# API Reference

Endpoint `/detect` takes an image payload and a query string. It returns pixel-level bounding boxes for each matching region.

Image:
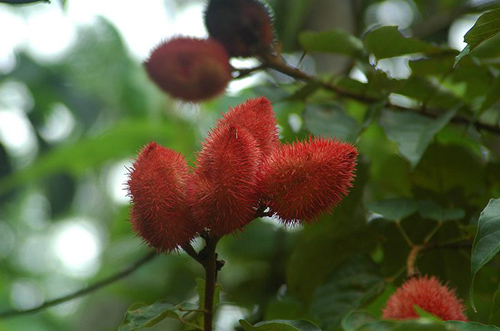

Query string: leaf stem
[395,221,414,248]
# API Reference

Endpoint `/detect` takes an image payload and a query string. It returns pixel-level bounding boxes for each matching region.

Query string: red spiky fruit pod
[382,275,467,321]
[144,37,231,101]
[204,0,275,57]
[189,124,261,236]
[259,137,358,224]
[127,142,198,252]
[216,97,279,160]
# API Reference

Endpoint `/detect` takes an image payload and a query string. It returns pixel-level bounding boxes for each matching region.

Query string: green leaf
[304,103,361,143]
[379,109,456,169]
[455,9,500,65]
[119,301,179,331]
[0,119,194,195]
[471,199,500,311]
[417,200,465,221]
[352,318,453,331]
[489,285,500,325]
[341,311,376,331]
[299,29,364,56]
[446,321,500,331]
[413,306,442,321]
[412,143,485,196]
[239,319,321,331]
[365,198,418,221]
[392,76,462,109]
[310,255,385,331]
[479,73,500,113]
[364,26,441,59]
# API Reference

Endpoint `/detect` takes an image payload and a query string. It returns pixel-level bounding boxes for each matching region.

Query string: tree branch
[202,235,219,331]
[259,53,500,135]
[0,251,157,319]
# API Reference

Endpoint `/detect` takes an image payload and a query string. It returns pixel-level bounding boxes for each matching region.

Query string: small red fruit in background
[382,275,467,321]
[204,0,275,57]
[127,142,197,252]
[189,124,261,236]
[216,97,280,161]
[259,137,357,224]
[144,37,231,102]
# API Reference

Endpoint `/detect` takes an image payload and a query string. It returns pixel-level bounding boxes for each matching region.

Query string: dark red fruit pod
[216,97,279,161]
[189,124,261,236]
[204,0,275,57]
[144,37,231,101]
[127,142,198,252]
[259,136,358,224]
[382,275,467,321]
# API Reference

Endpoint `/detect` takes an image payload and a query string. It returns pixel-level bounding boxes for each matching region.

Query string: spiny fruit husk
[382,275,467,321]
[144,37,231,101]
[204,0,275,57]
[259,136,358,224]
[216,97,279,162]
[189,124,261,236]
[128,142,198,252]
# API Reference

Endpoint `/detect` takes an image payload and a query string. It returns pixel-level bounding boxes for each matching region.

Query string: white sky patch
[52,219,102,278]
[288,113,303,133]
[216,305,249,331]
[449,16,478,50]
[0,80,34,112]
[228,58,264,95]
[0,109,38,162]
[25,6,76,63]
[0,9,26,73]
[106,159,134,205]
[349,67,368,83]
[375,57,411,79]
[10,279,45,310]
[375,0,415,29]
[66,0,206,60]
[39,103,76,143]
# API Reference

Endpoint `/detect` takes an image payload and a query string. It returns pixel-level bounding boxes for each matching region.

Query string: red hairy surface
[382,275,467,321]
[189,124,260,236]
[216,97,279,160]
[204,0,274,57]
[259,136,357,224]
[144,37,231,101]
[128,142,197,252]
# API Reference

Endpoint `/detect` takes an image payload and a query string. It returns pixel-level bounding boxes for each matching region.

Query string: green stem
[423,221,443,244]
[395,221,414,248]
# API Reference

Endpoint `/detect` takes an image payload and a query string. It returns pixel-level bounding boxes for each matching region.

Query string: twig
[258,53,500,135]
[407,245,423,277]
[0,251,157,319]
[182,243,203,264]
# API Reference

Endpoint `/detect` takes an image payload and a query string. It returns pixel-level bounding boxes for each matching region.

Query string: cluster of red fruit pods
[127,97,357,251]
[145,0,275,102]
[131,0,469,325]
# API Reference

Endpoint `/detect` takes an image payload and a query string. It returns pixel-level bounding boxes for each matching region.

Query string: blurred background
[0,0,495,330]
